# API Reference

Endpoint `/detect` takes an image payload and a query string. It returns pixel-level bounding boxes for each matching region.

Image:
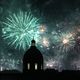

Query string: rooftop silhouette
[23,39,43,72]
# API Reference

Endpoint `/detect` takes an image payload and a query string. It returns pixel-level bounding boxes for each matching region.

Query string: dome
[23,40,43,72]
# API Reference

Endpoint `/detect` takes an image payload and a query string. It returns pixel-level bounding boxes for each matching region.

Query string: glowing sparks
[45,59,55,68]
[46,63,53,68]
[62,38,69,44]
[44,59,62,71]
[2,11,40,50]
[51,31,75,53]
[39,25,46,33]
[57,32,75,53]
[42,37,49,47]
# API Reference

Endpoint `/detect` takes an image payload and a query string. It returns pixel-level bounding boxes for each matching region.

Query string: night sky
[0,0,80,72]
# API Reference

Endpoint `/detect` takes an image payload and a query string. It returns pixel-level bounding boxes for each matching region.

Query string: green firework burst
[2,11,40,50]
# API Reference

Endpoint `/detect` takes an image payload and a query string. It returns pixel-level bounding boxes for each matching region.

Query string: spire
[33,36,34,40]
[31,36,36,46]
[31,36,35,43]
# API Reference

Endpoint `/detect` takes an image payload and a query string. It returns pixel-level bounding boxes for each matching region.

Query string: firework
[45,59,56,68]
[39,25,46,33]
[44,58,62,71]
[57,32,75,53]
[41,37,50,47]
[51,31,75,53]
[2,11,40,50]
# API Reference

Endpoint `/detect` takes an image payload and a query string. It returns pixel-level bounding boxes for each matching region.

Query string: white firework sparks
[44,58,63,71]
[41,37,50,47]
[57,32,75,53]
[51,30,75,53]
[39,25,46,33]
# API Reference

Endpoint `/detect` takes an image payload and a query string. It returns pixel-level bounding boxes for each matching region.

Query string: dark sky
[0,0,80,20]
[29,0,80,19]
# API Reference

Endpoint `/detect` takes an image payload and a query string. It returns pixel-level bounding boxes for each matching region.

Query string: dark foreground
[1,69,80,79]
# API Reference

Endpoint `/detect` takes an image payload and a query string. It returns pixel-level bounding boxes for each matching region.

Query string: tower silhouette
[23,39,43,72]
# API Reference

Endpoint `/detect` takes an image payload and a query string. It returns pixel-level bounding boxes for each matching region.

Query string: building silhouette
[23,39,43,72]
